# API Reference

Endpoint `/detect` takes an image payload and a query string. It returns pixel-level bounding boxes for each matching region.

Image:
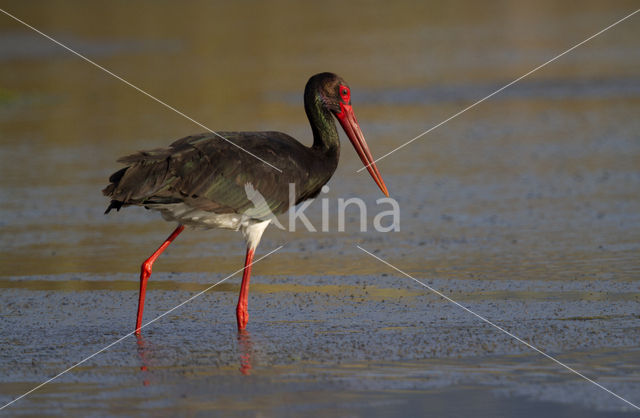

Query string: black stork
[103,72,389,333]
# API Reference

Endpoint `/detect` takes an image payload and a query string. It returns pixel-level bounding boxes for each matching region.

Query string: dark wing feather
[103,132,337,219]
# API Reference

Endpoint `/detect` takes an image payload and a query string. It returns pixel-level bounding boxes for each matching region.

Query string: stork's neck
[296,87,340,202]
[304,90,340,153]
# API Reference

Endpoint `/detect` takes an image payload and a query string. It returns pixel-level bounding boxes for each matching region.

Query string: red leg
[236,247,255,330]
[135,225,185,335]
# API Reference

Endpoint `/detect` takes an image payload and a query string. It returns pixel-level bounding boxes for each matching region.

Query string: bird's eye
[340,86,350,102]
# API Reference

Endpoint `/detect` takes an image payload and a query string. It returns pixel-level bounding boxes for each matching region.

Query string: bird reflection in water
[135,334,152,386]
[237,330,253,375]
[136,331,254,379]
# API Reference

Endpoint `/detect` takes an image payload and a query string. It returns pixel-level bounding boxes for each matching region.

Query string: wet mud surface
[1,272,638,415]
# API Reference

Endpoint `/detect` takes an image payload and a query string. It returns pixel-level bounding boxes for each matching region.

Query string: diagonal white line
[357,8,640,172]
[356,245,640,411]
[0,8,283,173]
[0,245,285,411]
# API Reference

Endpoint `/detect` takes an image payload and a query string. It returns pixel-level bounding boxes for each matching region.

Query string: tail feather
[104,200,123,214]
[103,167,128,214]
[103,167,128,198]
[108,167,128,184]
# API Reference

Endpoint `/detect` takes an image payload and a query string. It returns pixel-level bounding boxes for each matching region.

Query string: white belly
[147,203,243,230]
[146,203,271,249]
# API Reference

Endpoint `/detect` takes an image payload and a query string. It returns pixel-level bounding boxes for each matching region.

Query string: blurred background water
[1,1,639,415]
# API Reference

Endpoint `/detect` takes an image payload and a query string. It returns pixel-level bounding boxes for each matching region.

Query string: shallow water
[1,0,640,415]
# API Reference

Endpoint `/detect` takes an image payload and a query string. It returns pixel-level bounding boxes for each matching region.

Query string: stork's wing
[103,132,325,218]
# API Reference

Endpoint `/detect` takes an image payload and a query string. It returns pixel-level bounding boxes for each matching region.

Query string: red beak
[335,103,390,197]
